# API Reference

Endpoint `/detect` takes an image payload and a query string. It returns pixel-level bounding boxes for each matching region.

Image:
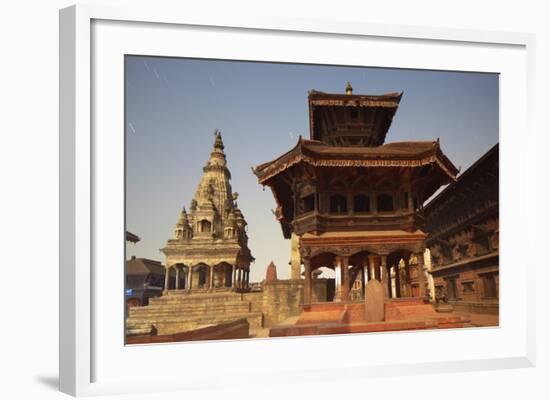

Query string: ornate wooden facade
[254,84,459,305]
[161,131,254,293]
[425,143,499,314]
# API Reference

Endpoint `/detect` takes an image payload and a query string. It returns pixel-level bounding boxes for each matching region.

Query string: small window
[446,277,458,300]
[376,193,394,212]
[349,108,359,120]
[482,273,498,298]
[462,281,475,293]
[403,192,409,209]
[301,194,315,214]
[330,194,348,213]
[200,220,212,232]
[353,194,370,212]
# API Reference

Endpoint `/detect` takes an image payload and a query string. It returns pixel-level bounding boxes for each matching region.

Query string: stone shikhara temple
[162,130,254,292]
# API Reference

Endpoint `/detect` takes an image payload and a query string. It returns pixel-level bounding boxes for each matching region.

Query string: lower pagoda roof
[254,138,458,184]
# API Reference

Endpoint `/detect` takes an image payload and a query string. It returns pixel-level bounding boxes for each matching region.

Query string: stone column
[209,265,214,290]
[232,265,237,289]
[304,257,312,305]
[380,255,389,298]
[395,264,401,298]
[163,266,171,294]
[290,233,301,280]
[390,266,396,299]
[417,252,427,300]
[341,256,350,302]
[175,267,180,290]
[334,257,342,302]
[425,248,435,302]
[187,266,193,291]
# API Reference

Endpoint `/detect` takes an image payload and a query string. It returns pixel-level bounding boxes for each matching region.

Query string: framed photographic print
[59,4,536,397]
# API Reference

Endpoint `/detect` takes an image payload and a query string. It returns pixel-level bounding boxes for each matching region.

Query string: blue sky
[125,56,498,281]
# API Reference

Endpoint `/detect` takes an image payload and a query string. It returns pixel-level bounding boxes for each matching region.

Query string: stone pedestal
[364,279,385,322]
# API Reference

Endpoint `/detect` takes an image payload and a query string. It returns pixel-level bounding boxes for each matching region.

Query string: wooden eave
[254,138,459,185]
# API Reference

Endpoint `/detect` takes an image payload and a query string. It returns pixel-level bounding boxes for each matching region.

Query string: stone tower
[161,130,254,293]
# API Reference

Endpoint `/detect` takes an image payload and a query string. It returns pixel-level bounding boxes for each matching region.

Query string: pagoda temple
[161,130,254,293]
[254,83,459,308]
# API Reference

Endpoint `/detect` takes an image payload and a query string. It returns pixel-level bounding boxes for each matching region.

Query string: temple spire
[213,129,224,151]
[205,129,228,169]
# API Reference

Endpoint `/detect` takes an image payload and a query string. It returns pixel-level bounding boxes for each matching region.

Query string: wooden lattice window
[353,194,370,212]
[377,193,394,212]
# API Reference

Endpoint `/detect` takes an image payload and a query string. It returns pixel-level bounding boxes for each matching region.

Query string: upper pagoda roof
[254,137,458,184]
[308,84,403,147]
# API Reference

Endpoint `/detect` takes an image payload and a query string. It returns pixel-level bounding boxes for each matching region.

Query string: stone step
[129,308,252,319]
[128,303,251,317]
[126,312,263,333]
[149,295,245,305]
[127,311,261,325]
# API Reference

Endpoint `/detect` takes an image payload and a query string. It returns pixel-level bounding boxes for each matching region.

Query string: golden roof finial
[345,81,353,95]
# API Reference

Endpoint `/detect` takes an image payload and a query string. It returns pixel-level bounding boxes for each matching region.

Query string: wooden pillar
[380,255,389,298]
[362,258,367,298]
[163,266,171,294]
[304,257,312,305]
[334,257,342,302]
[404,258,411,297]
[175,267,180,290]
[368,255,377,282]
[341,256,350,301]
[237,268,242,290]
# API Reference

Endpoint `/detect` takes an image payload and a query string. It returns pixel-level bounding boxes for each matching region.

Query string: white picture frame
[59,4,536,397]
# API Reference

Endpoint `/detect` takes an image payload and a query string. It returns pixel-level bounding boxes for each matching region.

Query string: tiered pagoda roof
[308,83,403,146]
[255,138,458,184]
[253,84,459,240]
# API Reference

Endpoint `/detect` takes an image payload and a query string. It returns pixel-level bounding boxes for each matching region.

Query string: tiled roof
[126,258,165,276]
